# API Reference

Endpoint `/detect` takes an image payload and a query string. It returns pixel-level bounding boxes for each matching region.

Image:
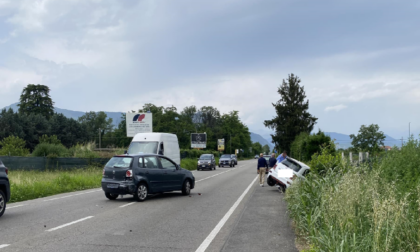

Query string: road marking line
[44,190,102,202]
[119,202,136,208]
[46,216,94,232]
[195,175,258,252]
[7,204,26,209]
[0,244,10,249]
[195,169,235,183]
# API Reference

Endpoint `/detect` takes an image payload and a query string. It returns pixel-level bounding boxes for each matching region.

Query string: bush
[290,130,336,162]
[0,136,30,156]
[309,146,342,175]
[180,149,221,159]
[39,134,61,145]
[32,143,70,157]
[68,142,100,159]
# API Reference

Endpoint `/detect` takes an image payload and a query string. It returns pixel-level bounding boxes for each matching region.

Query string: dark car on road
[0,159,10,217]
[219,154,235,167]
[101,154,195,202]
[197,154,216,171]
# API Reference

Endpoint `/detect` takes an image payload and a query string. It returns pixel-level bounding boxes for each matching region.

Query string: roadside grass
[285,143,420,251]
[9,167,102,203]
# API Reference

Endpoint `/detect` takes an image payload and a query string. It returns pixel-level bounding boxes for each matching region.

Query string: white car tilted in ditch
[267,157,310,192]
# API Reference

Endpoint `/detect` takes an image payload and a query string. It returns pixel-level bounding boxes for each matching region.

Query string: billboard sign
[217,139,225,151]
[191,133,207,148]
[126,113,153,137]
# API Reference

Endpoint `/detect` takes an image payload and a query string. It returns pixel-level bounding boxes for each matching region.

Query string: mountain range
[3,102,123,127]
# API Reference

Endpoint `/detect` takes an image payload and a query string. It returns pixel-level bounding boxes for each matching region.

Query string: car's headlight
[197,161,200,164]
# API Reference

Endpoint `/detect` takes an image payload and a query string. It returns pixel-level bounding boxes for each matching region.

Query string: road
[0,159,297,252]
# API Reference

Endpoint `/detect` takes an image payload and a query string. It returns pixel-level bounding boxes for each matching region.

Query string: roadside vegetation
[9,166,103,203]
[285,139,420,251]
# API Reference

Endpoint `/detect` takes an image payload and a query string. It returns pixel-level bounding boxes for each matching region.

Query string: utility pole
[409,122,411,139]
[99,128,101,149]
[230,133,232,154]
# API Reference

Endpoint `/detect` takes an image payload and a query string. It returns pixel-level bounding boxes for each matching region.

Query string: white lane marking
[46,216,94,232]
[195,175,258,252]
[119,202,136,208]
[7,204,26,209]
[0,244,10,249]
[195,169,235,183]
[44,190,102,202]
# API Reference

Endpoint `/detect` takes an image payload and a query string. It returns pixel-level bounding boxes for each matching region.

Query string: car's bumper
[219,161,231,166]
[101,179,136,195]
[197,164,212,169]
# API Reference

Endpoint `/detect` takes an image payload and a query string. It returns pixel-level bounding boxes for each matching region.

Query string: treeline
[108,103,253,156]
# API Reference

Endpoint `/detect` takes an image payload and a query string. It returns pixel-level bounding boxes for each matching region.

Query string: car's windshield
[200,155,212,160]
[127,142,158,154]
[106,157,133,168]
[264,156,270,161]
[221,155,231,158]
[281,159,301,172]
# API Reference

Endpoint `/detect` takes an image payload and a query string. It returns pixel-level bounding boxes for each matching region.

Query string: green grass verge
[9,167,102,203]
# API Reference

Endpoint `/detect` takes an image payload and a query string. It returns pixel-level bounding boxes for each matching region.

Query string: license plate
[107,184,119,189]
[202,165,206,167]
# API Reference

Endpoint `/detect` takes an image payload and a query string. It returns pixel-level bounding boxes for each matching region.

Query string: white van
[127,133,181,165]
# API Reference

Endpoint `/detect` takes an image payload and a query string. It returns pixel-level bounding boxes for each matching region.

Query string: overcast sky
[0,0,419,140]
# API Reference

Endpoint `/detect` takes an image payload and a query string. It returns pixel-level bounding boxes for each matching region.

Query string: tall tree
[18,84,54,119]
[78,111,113,140]
[350,124,385,153]
[264,74,318,154]
[262,144,270,154]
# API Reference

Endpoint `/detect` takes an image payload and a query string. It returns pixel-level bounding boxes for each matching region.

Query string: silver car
[219,154,235,167]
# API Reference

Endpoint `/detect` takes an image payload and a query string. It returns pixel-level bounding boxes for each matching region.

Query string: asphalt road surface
[0,159,297,252]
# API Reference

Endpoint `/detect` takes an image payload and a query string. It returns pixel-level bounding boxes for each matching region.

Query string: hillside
[325,132,401,149]
[2,102,123,127]
[250,132,274,149]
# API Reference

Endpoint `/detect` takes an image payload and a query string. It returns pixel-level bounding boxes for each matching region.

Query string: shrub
[39,134,61,145]
[69,142,100,159]
[0,136,30,156]
[32,143,70,157]
[308,146,342,175]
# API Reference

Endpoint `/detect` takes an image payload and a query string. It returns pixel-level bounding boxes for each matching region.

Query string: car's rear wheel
[182,179,191,195]
[0,190,6,217]
[134,183,148,202]
[267,176,276,187]
[105,192,119,200]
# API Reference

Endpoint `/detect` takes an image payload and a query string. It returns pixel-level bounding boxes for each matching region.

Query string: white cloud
[325,104,348,112]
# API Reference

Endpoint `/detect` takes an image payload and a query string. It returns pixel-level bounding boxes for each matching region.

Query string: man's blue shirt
[277,155,287,163]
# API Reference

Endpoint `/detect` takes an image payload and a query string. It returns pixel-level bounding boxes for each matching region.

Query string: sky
[0,0,419,141]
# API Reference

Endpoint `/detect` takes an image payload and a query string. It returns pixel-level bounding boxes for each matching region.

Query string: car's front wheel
[134,183,148,202]
[105,192,119,200]
[0,190,6,217]
[182,179,191,195]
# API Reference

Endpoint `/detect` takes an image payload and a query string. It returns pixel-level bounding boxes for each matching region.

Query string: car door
[159,157,183,191]
[142,156,165,193]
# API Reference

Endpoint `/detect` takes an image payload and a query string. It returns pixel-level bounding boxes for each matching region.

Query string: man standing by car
[268,153,277,170]
[257,153,268,187]
[277,151,288,163]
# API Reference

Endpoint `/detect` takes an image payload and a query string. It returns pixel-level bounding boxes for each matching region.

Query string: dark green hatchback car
[101,154,195,202]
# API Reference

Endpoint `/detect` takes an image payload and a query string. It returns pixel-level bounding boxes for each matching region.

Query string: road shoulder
[221,183,298,252]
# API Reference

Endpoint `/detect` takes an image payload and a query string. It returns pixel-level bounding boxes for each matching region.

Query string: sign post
[191,133,207,149]
[217,139,225,152]
[126,113,153,137]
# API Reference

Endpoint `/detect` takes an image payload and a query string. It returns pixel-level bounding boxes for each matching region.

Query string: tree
[0,136,30,156]
[252,142,263,155]
[262,144,270,154]
[18,84,54,119]
[350,124,385,153]
[264,74,318,154]
[290,131,335,161]
[78,111,113,140]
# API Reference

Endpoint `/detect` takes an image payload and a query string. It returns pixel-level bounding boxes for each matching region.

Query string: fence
[0,156,110,171]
